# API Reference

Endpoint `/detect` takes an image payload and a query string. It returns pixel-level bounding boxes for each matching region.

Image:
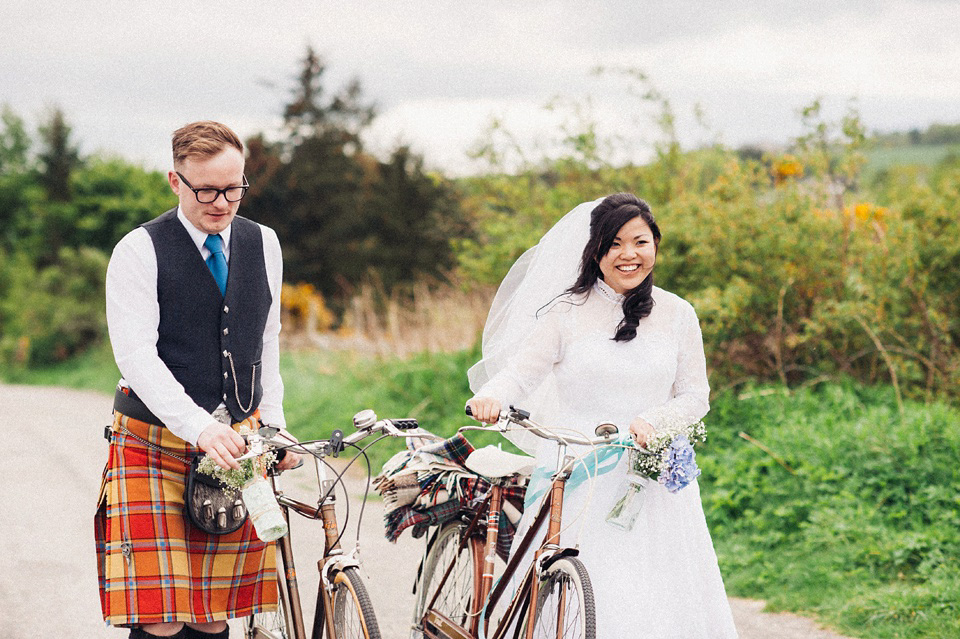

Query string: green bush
[701,383,960,638]
[455,111,959,401]
[0,247,108,367]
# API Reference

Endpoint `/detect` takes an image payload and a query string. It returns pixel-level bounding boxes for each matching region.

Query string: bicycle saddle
[465,446,536,479]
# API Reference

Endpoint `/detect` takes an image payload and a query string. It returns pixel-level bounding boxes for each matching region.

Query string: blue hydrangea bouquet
[606,421,707,531]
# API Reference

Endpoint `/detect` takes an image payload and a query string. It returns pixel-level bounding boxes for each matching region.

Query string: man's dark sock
[183,626,229,639]
[129,627,186,639]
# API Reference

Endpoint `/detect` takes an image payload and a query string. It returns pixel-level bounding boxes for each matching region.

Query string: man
[96,121,299,639]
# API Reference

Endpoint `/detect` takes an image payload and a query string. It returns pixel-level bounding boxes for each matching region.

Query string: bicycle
[241,412,427,639]
[408,406,624,639]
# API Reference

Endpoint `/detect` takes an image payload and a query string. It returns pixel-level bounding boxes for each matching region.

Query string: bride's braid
[566,193,661,342]
[615,271,655,341]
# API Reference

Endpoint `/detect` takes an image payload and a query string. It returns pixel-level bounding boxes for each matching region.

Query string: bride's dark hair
[567,193,661,342]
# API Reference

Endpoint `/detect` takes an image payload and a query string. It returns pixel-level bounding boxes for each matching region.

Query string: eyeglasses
[176,172,249,203]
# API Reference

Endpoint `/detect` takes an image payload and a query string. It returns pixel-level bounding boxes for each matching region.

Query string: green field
[7,343,959,638]
[863,143,960,176]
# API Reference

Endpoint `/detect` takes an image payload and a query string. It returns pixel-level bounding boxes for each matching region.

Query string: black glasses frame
[176,171,250,203]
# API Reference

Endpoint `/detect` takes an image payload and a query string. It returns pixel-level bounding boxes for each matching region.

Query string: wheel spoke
[419,524,479,628]
[532,558,595,639]
[331,567,381,639]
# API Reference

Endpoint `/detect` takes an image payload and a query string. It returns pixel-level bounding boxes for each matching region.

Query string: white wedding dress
[474,280,739,638]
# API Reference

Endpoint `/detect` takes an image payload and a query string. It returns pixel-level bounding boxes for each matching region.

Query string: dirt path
[0,384,855,638]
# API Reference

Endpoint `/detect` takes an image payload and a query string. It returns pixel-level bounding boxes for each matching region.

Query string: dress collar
[594,279,624,303]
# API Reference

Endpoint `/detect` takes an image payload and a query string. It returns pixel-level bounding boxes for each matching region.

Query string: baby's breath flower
[196,449,279,496]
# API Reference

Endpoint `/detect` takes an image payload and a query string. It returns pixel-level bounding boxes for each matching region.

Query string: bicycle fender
[538,547,579,573]
[320,554,360,592]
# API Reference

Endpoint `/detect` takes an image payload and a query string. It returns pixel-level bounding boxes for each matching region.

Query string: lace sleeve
[639,300,710,430]
[473,307,566,407]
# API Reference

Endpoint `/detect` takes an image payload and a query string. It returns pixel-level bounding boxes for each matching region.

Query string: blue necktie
[204,234,228,296]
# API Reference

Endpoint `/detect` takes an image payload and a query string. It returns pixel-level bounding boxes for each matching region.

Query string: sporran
[184,454,248,535]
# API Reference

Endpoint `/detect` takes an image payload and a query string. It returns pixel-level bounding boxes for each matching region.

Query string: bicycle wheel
[245,577,291,639]
[414,521,482,635]
[531,556,596,639]
[329,566,382,639]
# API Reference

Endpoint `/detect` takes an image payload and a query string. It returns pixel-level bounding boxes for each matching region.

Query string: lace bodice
[475,281,710,437]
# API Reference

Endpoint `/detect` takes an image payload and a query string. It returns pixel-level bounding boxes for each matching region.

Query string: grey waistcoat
[141,208,272,422]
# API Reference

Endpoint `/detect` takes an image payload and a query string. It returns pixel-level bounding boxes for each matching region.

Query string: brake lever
[329,429,344,457]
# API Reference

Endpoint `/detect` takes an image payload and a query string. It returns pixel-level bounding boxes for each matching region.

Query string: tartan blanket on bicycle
[374,433,527,560]
[95,411,278,627]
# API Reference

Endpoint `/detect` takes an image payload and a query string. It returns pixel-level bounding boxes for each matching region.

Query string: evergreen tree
[37,107,80,202]
[246,46,469,305]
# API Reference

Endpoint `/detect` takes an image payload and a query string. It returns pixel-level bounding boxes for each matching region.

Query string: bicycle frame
[248,411,426,639]
[263,462,354,639]
[420,444,579,639]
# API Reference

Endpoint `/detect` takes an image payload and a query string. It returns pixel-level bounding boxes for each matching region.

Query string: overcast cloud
[3,1,958,174]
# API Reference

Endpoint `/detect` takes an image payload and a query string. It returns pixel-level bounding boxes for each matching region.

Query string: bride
[467,193,738,638]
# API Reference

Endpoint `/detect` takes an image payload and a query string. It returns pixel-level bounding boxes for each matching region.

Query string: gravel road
[0,384,855,639]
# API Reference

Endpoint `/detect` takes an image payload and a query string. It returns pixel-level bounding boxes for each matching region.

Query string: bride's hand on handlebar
[466,397,501,424]
[629,417,655,448]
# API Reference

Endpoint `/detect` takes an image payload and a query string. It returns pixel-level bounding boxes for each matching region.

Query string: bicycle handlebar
[465,404,625,448]
[234,412,438,464]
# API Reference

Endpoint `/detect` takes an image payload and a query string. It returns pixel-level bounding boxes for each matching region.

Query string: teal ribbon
[522,435,633,510]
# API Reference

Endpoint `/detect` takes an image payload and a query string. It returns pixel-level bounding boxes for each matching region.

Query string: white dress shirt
[105,208,285,445]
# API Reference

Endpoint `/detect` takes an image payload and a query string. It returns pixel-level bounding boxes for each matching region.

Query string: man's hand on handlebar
[466,397,501,424]
[274,431,303,471]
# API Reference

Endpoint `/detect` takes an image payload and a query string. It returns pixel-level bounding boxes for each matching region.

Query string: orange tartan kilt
[95,411,278,627]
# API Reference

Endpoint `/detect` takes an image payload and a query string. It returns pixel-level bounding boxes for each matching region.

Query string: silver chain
[226,351,256,413]
[114,422,191,465]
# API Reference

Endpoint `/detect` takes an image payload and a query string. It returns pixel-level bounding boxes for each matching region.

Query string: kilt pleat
[96,411,278,626]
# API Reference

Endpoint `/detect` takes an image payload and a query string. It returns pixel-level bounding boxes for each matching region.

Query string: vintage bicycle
[240,412,428,639]
[405,406,626,639]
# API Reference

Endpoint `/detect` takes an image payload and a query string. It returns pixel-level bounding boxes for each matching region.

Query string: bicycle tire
[245,575,292,639]
[329,566,382,639]
[413,521,482,637]
[531,556,596,639]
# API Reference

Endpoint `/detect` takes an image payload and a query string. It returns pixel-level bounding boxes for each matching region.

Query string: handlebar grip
[389,418,419,430]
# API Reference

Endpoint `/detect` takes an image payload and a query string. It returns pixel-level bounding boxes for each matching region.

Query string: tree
[245,47,468,305]
[0,106,39,251]
[282,46,375,150]
[37,106,81,202]
[0,105,31,174]
[367,146,468,287]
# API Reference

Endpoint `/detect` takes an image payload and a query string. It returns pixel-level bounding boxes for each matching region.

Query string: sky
[3,1,958,175]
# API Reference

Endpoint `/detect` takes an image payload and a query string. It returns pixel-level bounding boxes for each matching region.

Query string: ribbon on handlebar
[521,435,634,510]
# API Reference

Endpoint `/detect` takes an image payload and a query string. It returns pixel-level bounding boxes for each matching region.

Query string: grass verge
[702,382,960,639]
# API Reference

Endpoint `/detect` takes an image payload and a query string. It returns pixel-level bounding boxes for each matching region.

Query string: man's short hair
[172,121,244,168]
